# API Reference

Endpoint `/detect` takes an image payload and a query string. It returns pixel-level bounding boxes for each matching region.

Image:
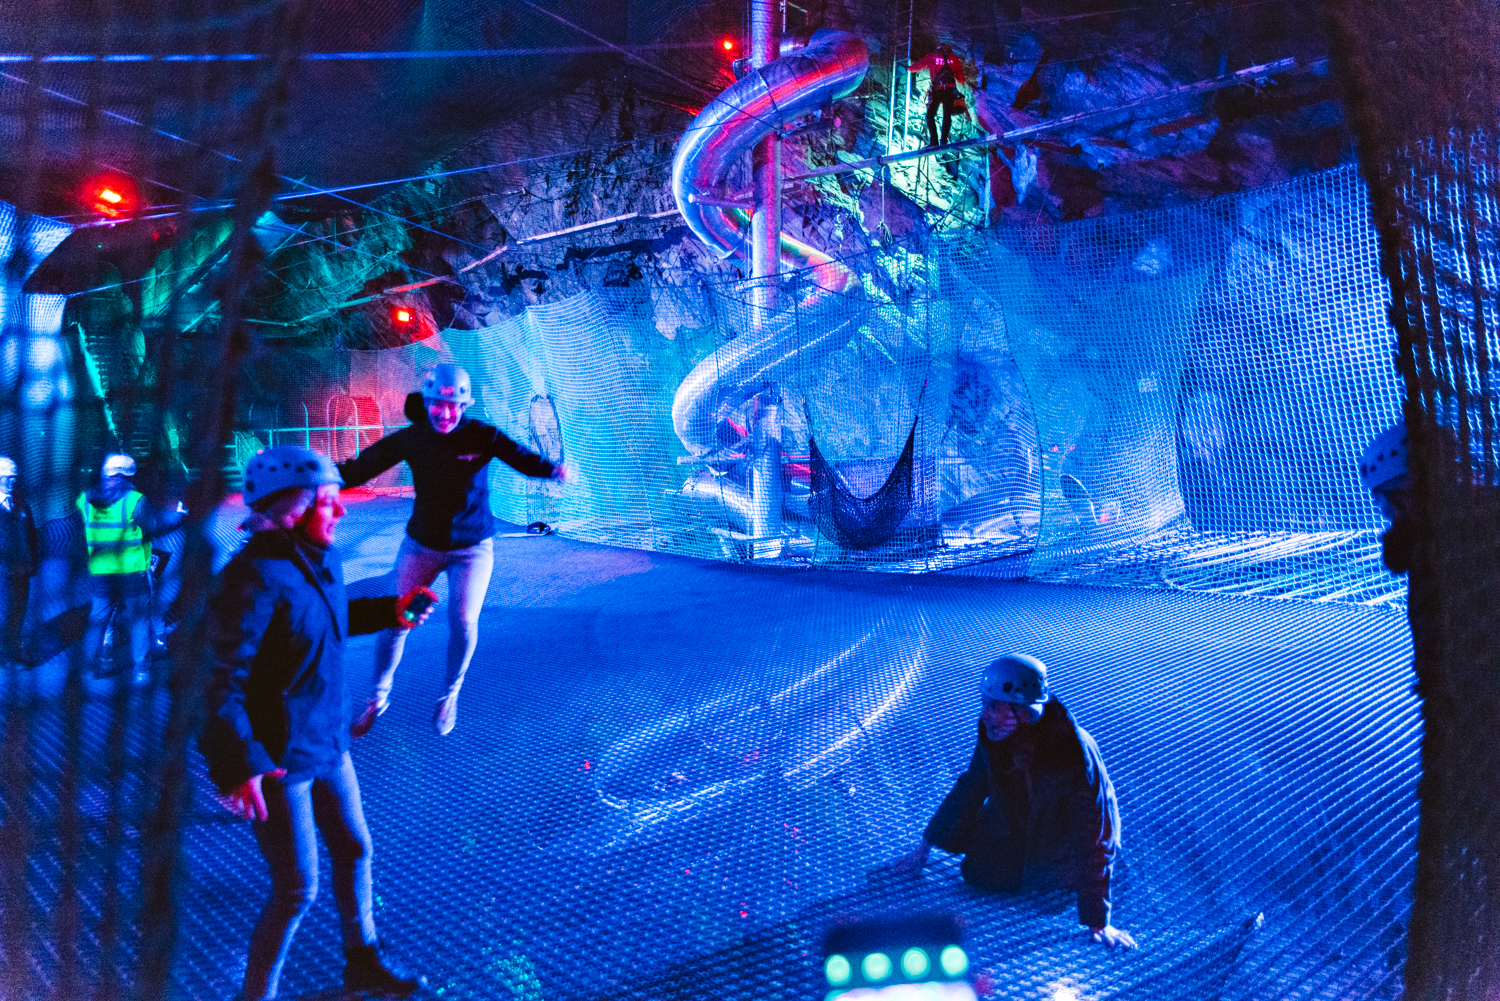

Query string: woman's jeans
[243,753,377,1000]
[372,535,494,708]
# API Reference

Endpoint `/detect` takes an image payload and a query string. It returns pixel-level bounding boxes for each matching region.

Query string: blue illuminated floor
[101,498,1423,998]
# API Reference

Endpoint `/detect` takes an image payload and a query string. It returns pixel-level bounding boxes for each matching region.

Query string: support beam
[749,0,781,317]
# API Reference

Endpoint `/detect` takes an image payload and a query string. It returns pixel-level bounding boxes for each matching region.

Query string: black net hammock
[809,417,918,551]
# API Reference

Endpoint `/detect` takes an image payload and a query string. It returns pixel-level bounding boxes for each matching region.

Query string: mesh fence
[0,1,318,998]
[0,0,1464,997]
[1326,0,1500,995]
[257,163,1403,605]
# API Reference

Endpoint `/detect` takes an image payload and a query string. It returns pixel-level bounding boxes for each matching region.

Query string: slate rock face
[858,181,930,246]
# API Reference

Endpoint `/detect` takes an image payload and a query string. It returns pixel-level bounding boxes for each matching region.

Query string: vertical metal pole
[750,0,781,318]
[901,0,914,150]
[750,393,784,558]
[748,0,784,558]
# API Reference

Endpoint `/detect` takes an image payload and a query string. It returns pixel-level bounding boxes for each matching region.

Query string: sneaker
[350,697,387,739]
[433,693,459,736]
[343,941,425,995]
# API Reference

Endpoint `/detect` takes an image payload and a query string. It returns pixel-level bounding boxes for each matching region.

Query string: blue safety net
[267,165,1401,607]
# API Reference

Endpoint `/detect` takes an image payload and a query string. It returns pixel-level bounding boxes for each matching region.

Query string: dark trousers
[83,571,151,677]
[243,752,377,1000]
[927,88,962,147]
[1,574,27,662]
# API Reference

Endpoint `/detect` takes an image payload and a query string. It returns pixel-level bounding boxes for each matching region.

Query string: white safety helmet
[1359,422,1409,492]
[102,453,136,479]
[242,445,343,506]
[422,363,472,406]
[980,654,1050,710]
[0,456,16,479]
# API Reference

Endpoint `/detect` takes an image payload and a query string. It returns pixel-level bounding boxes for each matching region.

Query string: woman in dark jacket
[889,654,1137,949]
[337,363,566,737]
[200,445,432,1000]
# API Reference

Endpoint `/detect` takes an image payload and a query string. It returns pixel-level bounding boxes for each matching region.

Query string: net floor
[22,497,1417,1000]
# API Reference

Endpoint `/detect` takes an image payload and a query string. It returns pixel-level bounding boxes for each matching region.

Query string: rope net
[0,0,1470,997]
[262,164,1403,605]
[1327,0,1500,995]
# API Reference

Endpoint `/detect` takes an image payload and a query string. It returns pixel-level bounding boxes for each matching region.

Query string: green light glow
[825,954,852,985]
[940,945,968,976]
[862,952,892,981]
[901,947,930,978]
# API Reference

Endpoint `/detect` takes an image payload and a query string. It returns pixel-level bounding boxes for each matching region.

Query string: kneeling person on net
[887,654,1137,950]
[338,363,571,738]
[199,446,434,1001]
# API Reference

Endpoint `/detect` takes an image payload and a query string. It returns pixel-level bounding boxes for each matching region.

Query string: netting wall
[1326,0,1500,993]
[269,164,1402,605]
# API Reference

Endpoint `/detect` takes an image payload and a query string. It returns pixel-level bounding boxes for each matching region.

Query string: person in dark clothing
[200,445,433,1001]
[77,452,185,678]
[0,455,38,662]
[339,363,569,737]
[910,43,969,149]
[888,654,1137,949]
[1358,420,1425,573]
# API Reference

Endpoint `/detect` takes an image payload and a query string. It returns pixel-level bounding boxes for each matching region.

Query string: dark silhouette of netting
[809,419,918,551]
[1326,0,1500,995]
[0,1,312,998]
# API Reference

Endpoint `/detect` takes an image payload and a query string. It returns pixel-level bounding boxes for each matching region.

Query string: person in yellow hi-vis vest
[77,453,184,679]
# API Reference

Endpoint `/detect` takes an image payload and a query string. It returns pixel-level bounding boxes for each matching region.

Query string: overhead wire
[13,0,1305,318]
[0,43,723,64]
[0,67,492,259]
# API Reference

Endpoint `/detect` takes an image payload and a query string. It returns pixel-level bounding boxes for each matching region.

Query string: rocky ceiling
[0,0,1344,218]
[6,0,1353,340]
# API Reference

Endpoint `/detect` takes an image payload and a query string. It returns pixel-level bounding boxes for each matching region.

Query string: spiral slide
[669,30,869,457]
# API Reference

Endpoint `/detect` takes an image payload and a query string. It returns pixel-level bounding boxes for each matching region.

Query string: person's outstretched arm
[337,428,408,489]
[909,53,939,75]
[486,427,558,480]
[347,595,402,636]
[1073,726,1136,947]
[130,493,186,540]
[885,739,986,874]
[923,740,989,853]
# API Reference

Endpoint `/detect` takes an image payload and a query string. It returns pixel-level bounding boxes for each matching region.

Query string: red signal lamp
[84,174,137,219]
[720,37,736,53]
[392,307,414,324]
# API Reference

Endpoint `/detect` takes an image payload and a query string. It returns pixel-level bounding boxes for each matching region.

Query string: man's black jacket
[923,699,1120,928]
[0,499,37,578]
[200,529,398,793]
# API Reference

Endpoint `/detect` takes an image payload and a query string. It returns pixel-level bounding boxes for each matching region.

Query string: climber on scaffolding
[909,43,969,151]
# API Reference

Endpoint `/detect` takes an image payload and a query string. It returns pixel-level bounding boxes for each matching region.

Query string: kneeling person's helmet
[422,363,472,406]
[243,445,343,506]
[1359,422,1409,493]
[981,653,1050,710]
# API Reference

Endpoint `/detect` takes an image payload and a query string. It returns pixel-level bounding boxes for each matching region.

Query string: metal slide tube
[670,30,869,457]
[750,0,781,313]
[671,30,867,262]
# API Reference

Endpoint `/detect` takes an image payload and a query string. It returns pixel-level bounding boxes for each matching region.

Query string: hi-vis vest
[77,490,149,575]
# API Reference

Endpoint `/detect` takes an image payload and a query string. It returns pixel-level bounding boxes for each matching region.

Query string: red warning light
[393,307,414,324]
[721,37,736,53]
[84,174,137,219]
